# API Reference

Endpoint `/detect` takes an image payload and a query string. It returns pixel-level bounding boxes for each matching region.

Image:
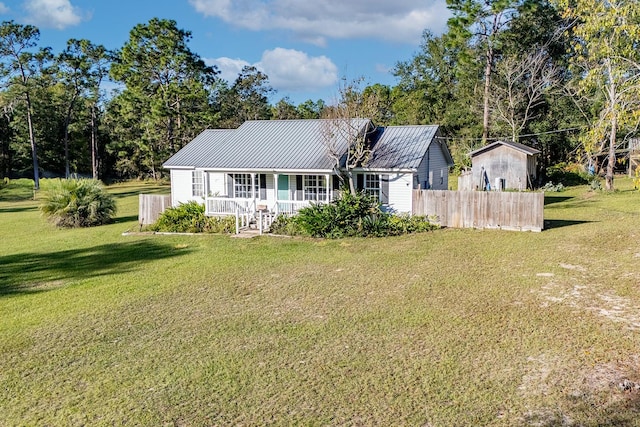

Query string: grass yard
[1,178,640,426]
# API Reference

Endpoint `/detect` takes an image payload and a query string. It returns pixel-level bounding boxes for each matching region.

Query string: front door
[277,175,289,200]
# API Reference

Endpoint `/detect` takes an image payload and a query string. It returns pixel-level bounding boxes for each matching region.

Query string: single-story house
[468,140,540,191]
[162,119,453,215]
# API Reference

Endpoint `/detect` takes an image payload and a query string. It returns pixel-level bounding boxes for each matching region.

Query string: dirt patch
[536,272,555,277]
[535,260,640,330]
[518,354,640,425]
[559,263,585,272]
[519,353,561,397]
[537,280,640,330]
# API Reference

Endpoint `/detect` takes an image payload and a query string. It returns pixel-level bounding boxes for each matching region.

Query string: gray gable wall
[367,125,448,170]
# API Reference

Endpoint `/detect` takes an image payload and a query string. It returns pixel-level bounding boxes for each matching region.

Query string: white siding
[170,169,196,206]
[208,172,226,196]
[387,173,413,214]
[264,174,275,206]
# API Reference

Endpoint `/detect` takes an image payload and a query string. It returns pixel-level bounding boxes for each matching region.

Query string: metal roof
[368,125,449,169]
[470,140,540,157]
[162,129,235,168]
[163,120,447,172]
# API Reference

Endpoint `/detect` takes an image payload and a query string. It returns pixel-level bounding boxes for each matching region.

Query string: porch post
[203,171,209,197]
[273,173,279,213]
[325,174,330,203]
[251,173,256,199]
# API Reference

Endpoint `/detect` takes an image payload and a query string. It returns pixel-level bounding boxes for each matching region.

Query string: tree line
[0,0,638,190]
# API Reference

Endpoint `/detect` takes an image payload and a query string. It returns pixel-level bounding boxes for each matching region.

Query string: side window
[364,174,381,201]
[192,170,204,197]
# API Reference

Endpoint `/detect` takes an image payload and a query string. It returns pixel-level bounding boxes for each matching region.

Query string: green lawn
[1,179,640,426]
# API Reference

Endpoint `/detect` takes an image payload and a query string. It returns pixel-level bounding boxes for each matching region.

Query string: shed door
[277,175,289,200]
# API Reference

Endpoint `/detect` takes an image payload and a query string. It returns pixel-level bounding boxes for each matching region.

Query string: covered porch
[201,171,338,216]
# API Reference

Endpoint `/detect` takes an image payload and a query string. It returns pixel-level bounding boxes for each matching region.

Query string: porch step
[231,228,262,238]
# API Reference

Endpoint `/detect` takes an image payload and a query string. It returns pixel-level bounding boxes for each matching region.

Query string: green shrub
[546,163,590,186]
[386,214,439,235]
[39,178,117,227]
[294,191,382,238]
[149,201,235,233]
[269,214,304,236]
[542,181,565,192]
[204,216,236,233]
[150,201,206,232]
[289,191,438,238]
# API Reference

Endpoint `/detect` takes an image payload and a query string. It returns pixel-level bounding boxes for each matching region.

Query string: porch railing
[206,197,253,215]
[206,197,327,217]
[273,200,313,215]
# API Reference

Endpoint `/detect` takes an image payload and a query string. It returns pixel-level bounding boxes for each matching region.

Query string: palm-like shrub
[40,179,117,227]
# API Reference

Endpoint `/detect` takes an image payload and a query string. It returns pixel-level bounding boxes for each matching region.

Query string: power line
[518,126,584,138]
[434,125,584,143]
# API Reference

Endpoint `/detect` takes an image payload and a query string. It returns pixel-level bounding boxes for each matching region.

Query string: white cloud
[206,57,251,83]
[206,48,338,93]
[189,0,450,45]
[259,48,337,91]
[0,3,10,14]
[23,0,85,30]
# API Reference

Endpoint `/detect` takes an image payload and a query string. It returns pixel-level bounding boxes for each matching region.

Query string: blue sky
[0,0,450,104]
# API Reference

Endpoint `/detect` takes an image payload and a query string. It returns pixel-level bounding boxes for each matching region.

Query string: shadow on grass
[111,189,170,199]
[0,192,35,202]
[0,240,191,296]
[0,206,38,213]
[544,219,594,230]
[112,215,140,224]
[553,392,640,427]
[544,195,574,206]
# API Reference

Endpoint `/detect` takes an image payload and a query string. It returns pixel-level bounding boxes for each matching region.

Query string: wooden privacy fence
[139,194,171,225]
[412,190,544,232]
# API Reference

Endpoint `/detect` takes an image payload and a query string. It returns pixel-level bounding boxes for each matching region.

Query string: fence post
[259,210,263,235]
[235,208,239,234]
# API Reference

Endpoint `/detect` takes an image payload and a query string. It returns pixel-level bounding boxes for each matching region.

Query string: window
[192,171,204,197]
[232,174,260,198]
[364,174,381,200]
[357,173,388,203]
[303,175,327,201]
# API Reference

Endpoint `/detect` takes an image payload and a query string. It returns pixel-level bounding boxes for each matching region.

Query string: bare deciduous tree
[321,78,379,194]
[491,48,560,142]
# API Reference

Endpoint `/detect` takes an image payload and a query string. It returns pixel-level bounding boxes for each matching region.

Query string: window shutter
[332,175,340,190]
[356,174,364,191]
[380,174,389,204]
[227,174,233,197]
[259,174,267,199]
